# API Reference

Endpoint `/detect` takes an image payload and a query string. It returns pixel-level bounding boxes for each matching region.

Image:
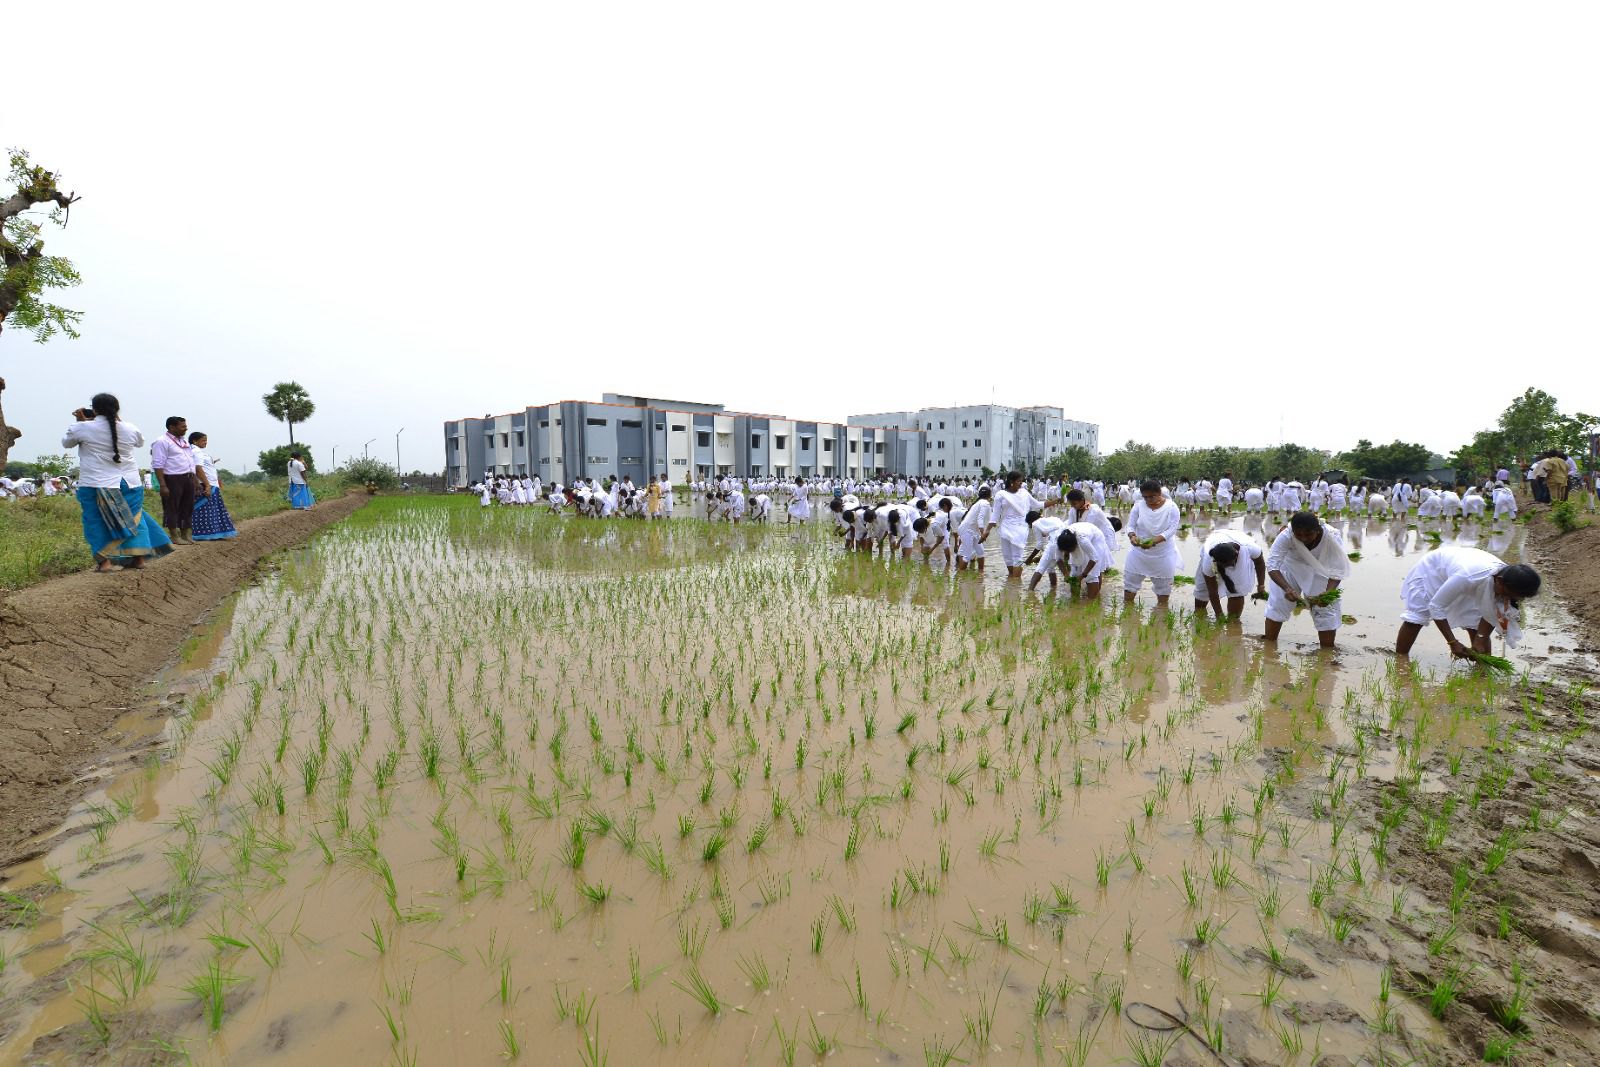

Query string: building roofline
[449,399,926,435]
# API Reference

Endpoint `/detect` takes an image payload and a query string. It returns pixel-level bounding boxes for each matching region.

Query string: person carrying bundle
[989,472,1060,579]
[1263,511,1349,648]
[1027,523,1111,598]
[1122,479,1181,608]
[1194,529,1266,620]
[1394,546,1539,660]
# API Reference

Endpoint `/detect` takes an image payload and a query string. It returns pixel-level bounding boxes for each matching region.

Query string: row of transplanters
[836,474,1543,662]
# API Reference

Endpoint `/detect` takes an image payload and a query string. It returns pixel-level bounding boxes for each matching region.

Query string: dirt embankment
[1525,516,1600,650]
[0,494,366,869]
[1265,515,1600,1066]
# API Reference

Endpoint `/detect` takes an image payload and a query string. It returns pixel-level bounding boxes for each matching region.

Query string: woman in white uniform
[990,472,1058,579]
[1491,484,1517,521]
[786,476,811,524]
[1194,529,1266,620]
[1122,480,1182,607]
[1264,512,1348,648]
[1064,489,1120,562]
[956,488,993,572]
[1394,547,1539,658]
[1028,523,1111,597]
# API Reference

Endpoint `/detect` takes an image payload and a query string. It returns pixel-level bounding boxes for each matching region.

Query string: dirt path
[1526,516,1600,651]
[0,493,366,869]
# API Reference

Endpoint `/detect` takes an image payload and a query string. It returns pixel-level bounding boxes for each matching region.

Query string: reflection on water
[0,502,1588,1066]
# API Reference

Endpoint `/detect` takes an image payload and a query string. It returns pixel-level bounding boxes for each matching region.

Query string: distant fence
[399,475,448,494]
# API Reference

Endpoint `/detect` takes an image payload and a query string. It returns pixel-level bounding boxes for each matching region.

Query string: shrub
[340,456,399,491]
[258,444,314,477]
[1550,499,1587,534]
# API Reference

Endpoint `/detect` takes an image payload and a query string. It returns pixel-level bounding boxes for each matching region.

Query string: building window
[586,455,610,464]
[974,438,982,448]
[751,434,762,448]
[937,441,945,449]
[587,418,608,427]
[961,459,968,468]
[875,443,884,454]
[696,432,711,447]
[672,424,686,432]
[938,421,946,429]
[974,419,982,428]
[938,460,946,468]
[655,422,665,430]
[620,419,642,429]
[619,455,642,464]
[849,441,857,454]
[774,435,787,449]
[823,439,833,452]
[516,432,525,447]
[500,433,509,448]
[555,419,562,426]
[800,438,810,451]
[539,420,549,428]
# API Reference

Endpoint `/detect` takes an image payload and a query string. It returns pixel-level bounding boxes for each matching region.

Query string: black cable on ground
[1124,1000,1235,1066]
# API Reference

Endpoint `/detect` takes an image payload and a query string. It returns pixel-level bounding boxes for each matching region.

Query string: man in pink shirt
[150,415,200,544]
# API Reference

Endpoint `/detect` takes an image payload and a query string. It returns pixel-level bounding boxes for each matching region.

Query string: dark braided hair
[1208,542,1242,595]
[90,393,121,463]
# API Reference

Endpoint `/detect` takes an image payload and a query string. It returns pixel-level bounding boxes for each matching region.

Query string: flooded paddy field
[2,497,1596,1066]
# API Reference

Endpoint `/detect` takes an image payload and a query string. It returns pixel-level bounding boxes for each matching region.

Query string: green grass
[0,476,340,590]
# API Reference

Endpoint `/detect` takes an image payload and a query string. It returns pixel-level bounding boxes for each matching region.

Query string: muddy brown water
[0,502,1589,1065]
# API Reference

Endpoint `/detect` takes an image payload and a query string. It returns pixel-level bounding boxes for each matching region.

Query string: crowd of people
[469,466,1552,663]
[44,393,325,574]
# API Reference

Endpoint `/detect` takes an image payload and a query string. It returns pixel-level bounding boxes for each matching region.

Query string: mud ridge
[0,493,367,869]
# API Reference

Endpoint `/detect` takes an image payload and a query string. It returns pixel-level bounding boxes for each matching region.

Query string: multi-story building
[850,403,1099,476]
[444,394,926,488]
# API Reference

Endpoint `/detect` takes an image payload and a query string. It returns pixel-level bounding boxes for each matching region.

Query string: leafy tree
[262,382,316,444]
[340,456,398,490]
[1496,387,1562,459]
[1450,388,1597,475]
[1,150,84,470]
[1043,445,1097,481]
[1335,439,1433,480]
[258,444,314,477]
[32,451,73,477]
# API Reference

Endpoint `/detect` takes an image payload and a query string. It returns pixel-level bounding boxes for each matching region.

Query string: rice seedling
[670,965,722,1015]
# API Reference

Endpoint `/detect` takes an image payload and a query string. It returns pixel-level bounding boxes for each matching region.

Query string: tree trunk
[288,421,296,445]
[0,378,20,472]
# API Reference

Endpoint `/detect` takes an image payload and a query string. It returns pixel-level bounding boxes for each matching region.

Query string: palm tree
[263,382,315,444]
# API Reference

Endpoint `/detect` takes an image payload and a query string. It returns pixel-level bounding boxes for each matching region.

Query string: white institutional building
[847,404,1099,477]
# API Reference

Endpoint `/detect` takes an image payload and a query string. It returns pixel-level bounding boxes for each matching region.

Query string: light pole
[363,438,376,458]
[395,428,404,477]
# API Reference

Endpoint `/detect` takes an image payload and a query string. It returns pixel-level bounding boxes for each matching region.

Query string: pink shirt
[151,432,197,474]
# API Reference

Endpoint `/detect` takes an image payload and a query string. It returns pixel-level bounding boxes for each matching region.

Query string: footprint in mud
[1241,945,1317,978]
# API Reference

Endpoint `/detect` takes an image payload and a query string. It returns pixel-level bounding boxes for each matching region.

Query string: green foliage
[1454,388,1596,471]
[258,444,315,477]
[1550,500,1588,535]
[262,382,316,444]
[1334,439,1434,480]
[1083,441,1330,486]
[341,456,399,490]
[1043,445,1097,481]
[1,150,83,343]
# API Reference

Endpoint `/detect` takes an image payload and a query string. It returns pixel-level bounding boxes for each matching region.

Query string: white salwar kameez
[1265,521,1349,630]
[1122,497,1181,594]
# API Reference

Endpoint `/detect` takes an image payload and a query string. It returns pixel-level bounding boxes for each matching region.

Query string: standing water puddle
[0,501,1589,1065]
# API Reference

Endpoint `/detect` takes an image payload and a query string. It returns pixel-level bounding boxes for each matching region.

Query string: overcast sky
[4,1,1597,473]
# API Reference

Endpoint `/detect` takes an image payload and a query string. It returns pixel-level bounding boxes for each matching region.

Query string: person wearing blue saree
[61,394,173,572]
[287,451,314,509]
